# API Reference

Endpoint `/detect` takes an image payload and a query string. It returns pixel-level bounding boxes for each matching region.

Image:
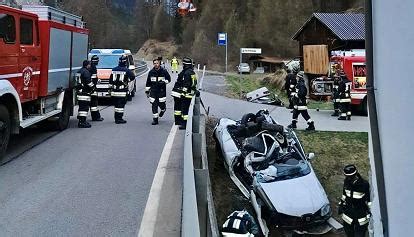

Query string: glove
[145,91,149,98]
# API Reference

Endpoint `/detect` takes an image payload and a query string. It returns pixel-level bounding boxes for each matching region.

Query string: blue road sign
[218,33,227,46]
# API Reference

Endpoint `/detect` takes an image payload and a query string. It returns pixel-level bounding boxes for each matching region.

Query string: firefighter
[109,55,135,124]
[339,164,371,237]
[76,60,95,128]
[171,56,179,73]
[221,210,260,237]
[286,70,297,110]
[178,57,197,130]
[145,58,171,125]
[171,67,183,125]
[89,55,104,121]
[287,73,315,131]
[331,74,340,116]
[338,72,352,120]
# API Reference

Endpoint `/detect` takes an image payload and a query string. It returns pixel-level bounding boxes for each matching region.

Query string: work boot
[331,110,339,116]
[115,119,127,124]
[179,123,186,130]
[347,115,351,121]
[338,116,347,121]
[92,117,104,121]
[159,109,166,118]
[152,118,159,125]
[287,121,297,129]
[78,121,91,128]
[175,118,182,125]
[306,121,315,131]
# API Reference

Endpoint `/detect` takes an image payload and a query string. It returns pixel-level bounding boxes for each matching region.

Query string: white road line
[137,125,178,237]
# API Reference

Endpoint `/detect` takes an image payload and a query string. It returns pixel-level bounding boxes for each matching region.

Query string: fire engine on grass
[0,5,88,159]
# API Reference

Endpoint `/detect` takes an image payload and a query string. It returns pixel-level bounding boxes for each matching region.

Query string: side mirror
[307,153,315,160]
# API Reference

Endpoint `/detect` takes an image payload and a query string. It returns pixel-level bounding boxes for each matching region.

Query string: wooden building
[292,13,365,73]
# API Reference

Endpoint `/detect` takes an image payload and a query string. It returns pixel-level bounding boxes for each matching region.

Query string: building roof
[292,13,365,41]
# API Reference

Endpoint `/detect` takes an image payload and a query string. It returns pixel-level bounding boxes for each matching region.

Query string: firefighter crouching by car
[76,60,95,128]
[89,55,104,121]
[178,57,197,130]
[288,73,315,131]
[339,164,371,237]
[222,210,260,237]
[338,71,352,120]
[146,58,171,125]
[109,55,135,124]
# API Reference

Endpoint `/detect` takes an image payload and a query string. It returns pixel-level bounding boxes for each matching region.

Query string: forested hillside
[17,0,364,68]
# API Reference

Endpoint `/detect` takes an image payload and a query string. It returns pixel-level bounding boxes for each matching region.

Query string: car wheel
[0,105,11,161]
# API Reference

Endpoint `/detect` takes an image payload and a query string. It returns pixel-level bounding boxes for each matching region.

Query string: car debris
[246,87,284,106]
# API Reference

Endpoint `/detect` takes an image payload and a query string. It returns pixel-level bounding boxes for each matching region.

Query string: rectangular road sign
[218,33,227,46]
[241,48,262,54]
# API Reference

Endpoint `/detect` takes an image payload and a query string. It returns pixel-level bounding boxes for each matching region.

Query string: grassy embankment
[296,130,369,221]
[225,74,333,110]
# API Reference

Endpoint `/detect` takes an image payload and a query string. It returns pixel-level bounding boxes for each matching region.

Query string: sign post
[218,33,227,72]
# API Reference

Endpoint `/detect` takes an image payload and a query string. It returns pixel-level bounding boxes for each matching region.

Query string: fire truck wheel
[55,96,71,131]
[0,105,11,159]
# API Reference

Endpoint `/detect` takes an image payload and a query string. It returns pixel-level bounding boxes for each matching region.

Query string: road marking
[137,125,178,237]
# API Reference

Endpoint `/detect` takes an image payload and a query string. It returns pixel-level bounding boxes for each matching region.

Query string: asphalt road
[0,65,179,236]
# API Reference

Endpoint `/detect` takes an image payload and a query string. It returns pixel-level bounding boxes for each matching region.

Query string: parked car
[237,63,251,74]
[214,110,332,236]
[88,49,137,100]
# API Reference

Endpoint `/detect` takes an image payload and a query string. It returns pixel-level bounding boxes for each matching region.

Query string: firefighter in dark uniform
[338,71,352,120]
[76,60,95,128]
[222,210,260,237]
[331,74,340,116]
[288,73,315,131]
[178,57,197,130]
[339,165,371,237]
[89,55,104,121]
[286,70,297,109]
[171,67,184,125]
[109,55,135,124]
[145,58,171,125]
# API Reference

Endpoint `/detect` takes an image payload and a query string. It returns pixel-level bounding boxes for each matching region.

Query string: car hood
[260,170,329,217]
[97,69,112,79]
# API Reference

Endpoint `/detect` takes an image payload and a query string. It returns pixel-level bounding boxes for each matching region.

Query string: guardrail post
[198,64,200,72]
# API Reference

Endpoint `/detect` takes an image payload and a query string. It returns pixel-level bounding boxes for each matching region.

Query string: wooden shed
[292,13,365,74]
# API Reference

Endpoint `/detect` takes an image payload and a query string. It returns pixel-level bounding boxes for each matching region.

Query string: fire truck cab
[0,5,88,159]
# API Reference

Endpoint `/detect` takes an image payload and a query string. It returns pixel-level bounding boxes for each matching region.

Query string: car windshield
[96,55,120,69]
[256,131,311,183]
[240,63,249,67]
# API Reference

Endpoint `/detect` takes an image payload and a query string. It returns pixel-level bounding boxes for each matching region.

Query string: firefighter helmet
[91,55,99,65]
[343,164,358,176]
[183,57,193,65]
[119,55,128,66]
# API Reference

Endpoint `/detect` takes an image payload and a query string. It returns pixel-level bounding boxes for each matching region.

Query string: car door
[0,12,19,94]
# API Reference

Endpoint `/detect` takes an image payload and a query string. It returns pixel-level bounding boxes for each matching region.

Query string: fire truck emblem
[22,67,33,87]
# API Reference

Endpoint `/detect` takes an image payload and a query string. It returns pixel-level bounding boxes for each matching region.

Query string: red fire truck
[309,50,367,114]
[0,5,88,158]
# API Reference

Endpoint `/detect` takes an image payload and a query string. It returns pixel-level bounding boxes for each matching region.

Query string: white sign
[241,48,262,54]
[218,33,226,40]
[218,33,227,46]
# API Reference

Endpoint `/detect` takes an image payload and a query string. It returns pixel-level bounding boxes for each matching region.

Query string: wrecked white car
[214,110,332,235]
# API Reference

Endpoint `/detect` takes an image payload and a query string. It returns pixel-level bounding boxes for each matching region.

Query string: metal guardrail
[182,69,220,237]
